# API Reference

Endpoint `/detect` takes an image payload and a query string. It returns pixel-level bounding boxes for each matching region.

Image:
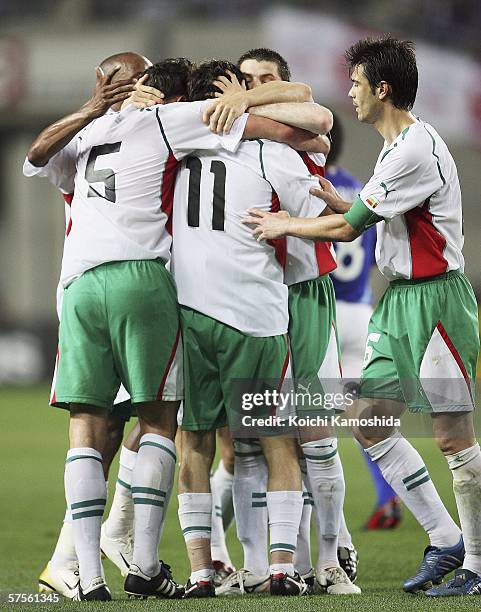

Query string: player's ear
[377,81,390,101]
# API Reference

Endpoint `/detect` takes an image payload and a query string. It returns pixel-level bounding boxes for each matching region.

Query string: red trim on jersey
[405,200,448,278]
[268,191,287,268]
[436,321,473,401]
[161,152,180,236]
[156,328,180,400]
[300,151,325,178]
[63,193,74,236]
[299,152,337,275]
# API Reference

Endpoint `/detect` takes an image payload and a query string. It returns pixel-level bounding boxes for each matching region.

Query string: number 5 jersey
[22,101,248,290]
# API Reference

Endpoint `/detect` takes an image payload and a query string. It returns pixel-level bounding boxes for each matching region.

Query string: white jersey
[23,101,247,289]
[171,139,326,336]
[355,119,464,281]
[285,151,337,285]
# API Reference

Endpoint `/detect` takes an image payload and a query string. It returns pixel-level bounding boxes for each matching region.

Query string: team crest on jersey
[365,195,379,209]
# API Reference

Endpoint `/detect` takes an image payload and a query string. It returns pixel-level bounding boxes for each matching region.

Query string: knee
[436,435,463,456]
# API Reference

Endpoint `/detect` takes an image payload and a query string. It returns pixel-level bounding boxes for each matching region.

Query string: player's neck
[374,107,416,146]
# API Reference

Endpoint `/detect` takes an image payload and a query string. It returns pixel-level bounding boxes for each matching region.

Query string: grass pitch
[1,385,479,611]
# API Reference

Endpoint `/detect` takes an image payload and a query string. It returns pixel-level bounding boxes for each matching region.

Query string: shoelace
[224,569,246,594]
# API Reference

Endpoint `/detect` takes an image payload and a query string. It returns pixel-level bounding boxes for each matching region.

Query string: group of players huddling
[24,36,481,601]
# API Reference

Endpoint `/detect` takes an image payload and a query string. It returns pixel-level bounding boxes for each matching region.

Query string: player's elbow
[311,106,334,136]
[27,143,48,167]
[294,82,312,102]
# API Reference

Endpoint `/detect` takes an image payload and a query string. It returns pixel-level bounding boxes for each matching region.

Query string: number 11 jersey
[171,139,327,337]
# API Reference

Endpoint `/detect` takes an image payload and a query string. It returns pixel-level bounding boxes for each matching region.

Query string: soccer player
[214,48,359,595]
[327,115,402,530]
[25,52,150,598]
[244,36,481,597]
[26,56,328,601]
[174,59,331,598]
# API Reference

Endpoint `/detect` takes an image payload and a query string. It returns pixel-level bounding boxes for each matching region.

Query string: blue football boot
[403,536,464,593]
[426,569,481,597]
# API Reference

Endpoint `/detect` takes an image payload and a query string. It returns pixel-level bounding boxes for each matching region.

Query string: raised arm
[243,116,328,153]
[203,71,313,134]
[27,67,134,166]
[248,102,333,136]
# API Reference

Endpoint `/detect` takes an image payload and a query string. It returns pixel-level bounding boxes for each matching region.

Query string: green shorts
[51,259,183,410]
[180,307,289,431]
[288,275,343,414]
[360,271,479,413]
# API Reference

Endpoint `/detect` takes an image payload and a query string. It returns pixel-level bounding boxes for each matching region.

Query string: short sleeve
[158,101,249,159]
[261,141,327,218]
[358,137,444,221]
[22,138,78,194]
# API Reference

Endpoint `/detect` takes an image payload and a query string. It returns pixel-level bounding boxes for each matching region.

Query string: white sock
[103,446,137,540]
[178,492,212,542]
[210,461,234,567]
[211,459,234,529]
[50,507,77,570]
[64,448,106,588]
[232,440,269,576]
[270,562,295,576]
[446,443,481,575]
[131,434,176,577]
[366,435,461,548]
[294,472,313,576]
[302,438,344,570]
[190,568,215,583]
[338,510,353,548]
[267,490,303,559]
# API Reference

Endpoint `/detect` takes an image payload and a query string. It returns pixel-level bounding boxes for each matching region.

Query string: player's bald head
[99,52,151,83]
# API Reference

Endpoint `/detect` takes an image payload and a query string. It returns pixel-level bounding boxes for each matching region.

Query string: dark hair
[188,60,245,101]
[237,48,290,82]
[345,36,418,110]
[145,58,193,99]
[326,113,343,166]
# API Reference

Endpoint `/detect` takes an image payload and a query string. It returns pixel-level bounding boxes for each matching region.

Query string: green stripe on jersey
[423,125,446,185]
[257,139,266,179]
[155,108,173,154]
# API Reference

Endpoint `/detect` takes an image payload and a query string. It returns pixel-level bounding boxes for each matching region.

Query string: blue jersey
[327,166,376,304]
